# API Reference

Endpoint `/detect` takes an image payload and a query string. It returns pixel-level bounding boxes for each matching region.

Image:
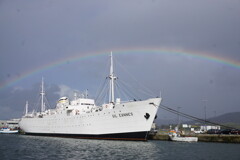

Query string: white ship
[19,53,162,141]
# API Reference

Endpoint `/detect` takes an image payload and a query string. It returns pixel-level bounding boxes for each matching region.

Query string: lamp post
[202,99,208,131]
[177,107,181,126]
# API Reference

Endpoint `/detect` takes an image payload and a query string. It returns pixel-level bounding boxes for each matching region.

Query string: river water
[0,134,239,160]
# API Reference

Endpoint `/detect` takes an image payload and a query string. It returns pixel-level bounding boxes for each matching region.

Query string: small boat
[0,128,19,134]
[169,130,198,142]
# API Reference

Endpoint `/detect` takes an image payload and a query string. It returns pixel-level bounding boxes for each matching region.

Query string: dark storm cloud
[0,0,240,120]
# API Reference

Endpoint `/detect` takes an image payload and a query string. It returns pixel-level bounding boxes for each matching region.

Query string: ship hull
[25,131,148,141]
[20,98,161,141]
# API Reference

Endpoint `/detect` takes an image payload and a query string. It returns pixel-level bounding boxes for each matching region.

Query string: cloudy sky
[0,0,240,121]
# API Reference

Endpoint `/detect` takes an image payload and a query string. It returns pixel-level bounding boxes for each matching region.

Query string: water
[0,134,240,160]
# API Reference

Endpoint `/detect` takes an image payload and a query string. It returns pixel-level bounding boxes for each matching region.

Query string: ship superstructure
[19,53,162,140]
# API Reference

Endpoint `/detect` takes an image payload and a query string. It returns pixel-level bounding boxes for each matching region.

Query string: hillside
[207,112,240,125]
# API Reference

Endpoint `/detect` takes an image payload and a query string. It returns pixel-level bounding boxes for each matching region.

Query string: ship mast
[40,77,45,112]
[109,52,117,103]
[25,101,28,116]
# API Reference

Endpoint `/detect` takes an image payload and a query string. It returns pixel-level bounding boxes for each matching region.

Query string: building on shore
[0,119,20,129]
[200,125,221,132]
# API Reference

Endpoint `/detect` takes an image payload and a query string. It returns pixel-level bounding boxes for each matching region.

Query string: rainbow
[0,47,240,90]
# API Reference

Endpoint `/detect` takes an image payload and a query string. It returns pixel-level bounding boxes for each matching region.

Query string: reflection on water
[0,134,240,160]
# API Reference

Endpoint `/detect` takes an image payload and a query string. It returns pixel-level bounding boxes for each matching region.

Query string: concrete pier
[149,133,240,143]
